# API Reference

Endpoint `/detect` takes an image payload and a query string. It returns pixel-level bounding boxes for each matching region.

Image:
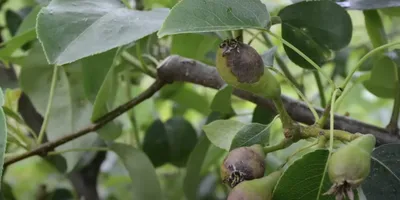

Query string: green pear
[325,134,376,200]
[227,171,282,200]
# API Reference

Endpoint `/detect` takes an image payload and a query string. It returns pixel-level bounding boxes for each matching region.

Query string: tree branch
[157,55,400,146]
[4,80,165,167]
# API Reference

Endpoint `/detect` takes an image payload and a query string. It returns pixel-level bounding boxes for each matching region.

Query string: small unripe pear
[216,38,281,99]
[221,144,265,188]
[325,134,376,200]
[227,171,282,200]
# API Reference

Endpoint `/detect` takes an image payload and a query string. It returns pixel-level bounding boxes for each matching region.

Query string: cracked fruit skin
[325,134,376,200]
[216,38,281,99]
[227,170,282,200]
[221,144,265,188]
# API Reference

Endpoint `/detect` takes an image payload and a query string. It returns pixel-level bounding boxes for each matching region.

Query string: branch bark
[157,55,400,146]
[5,54,400,167]
[4,80,165,167]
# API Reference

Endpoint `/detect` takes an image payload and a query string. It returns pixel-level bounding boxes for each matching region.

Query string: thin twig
[313,71,326,107]
[4,80,165,167]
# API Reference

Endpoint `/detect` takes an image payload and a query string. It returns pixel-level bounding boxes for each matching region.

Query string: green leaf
[210,85,234,115]
[0,29,36,59]
[273,149,333,200]
[381,7,400,16]
[83,48,122,141]
[261,46,277,67]
[37,0,169,65]
[82,49,118,103]
[110,143,163,200]
[46,188,73,200]
[183,112,225,200]
[279,1,352,69]
[202,119,246,150]
[362,144,400,199]
[230,123,270,150]
[0,89,6,187]
[19,42,98,172]
[363,55,398,98]
[16,5,42,35]
[170,33,221,65]
[0,183,15,200]
[364,10,388,48]
[2,107,25,124]
[5,10,23,36]
[142,119,170,167]
[169,84,210,115]
[144,0,179,9]
[91,64,118,121]
[165,117,198,167]
[252,105,276,125]
[0,89,3,106]
[158,0,270,37]
[183,135,211,199]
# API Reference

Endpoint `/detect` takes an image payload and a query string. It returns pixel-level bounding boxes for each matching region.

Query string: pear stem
[263,138,292,154]
[272,97,293,129]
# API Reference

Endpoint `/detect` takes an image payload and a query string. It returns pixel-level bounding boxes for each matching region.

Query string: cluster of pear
[215,38,376,200]
[220,135,375,200]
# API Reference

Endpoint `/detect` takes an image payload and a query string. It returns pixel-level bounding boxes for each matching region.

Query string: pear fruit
[227,171,282,200]
[221,144,265,188]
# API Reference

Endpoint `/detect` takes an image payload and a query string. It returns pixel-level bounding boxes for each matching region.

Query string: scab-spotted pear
[216,38,281,99]
[220,144,266,188]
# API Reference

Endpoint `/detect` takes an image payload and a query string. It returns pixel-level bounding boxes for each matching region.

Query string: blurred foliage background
[1,0,400,199]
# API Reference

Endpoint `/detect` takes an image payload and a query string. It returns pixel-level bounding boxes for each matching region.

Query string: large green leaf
[82,49,118,103]
[364,10,388,48]
[5,10,23,36]
[142,119,170,167]
[16,5,42,35]
[381,7,400,16]
[170,33,221,65]
[279,1,352,69]
[362,144,400,199]
[0,29,36,59]
[0,89,3,106]
[210,85,234,115]
[37,0,169,65]
[111,143,163,200]
[261,46,277,67]
[82,48,122,141]
[165,117,198,167]
[0,88,6,187]
[19,43,98,172]
[183,112,225,200]
[363,55,398,98]
[158,0,270,37]
[202,119,246,150]
[230,123,270,150]
[144,0,179,9]
[252,104,276,125]
[273,149,334,200]
[169,84,210,116]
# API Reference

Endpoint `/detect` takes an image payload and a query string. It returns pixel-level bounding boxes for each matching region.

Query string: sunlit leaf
[158,0,270,37]
[37,0,169,65]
